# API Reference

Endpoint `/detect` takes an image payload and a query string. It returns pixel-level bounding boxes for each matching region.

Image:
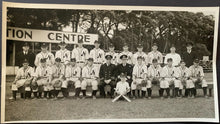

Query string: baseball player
[99,55,116,98]
[34,43,55,67]
[133,44,148,65]
[147,43,163,65]
[81,58,99,99]
[160,58,180,99]
[32,58,53,99]
[115,55,133,97]
[89,40,105,74]
[164,44,181,67]
[176,60,193,98]
[10,59,34,100]
[50,58,65,100]
[131,56,148,99]
[63,58,81,99]
[147,58,162,99]
[55,41,71,65]
[71,40,89,68]
[118,43,133,65]
[105,43,118,65]
[189,59,208,98]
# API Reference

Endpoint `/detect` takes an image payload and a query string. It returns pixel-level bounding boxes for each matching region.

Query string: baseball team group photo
[2,4,219,122]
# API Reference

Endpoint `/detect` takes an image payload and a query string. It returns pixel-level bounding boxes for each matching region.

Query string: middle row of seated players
[12,53,208,100]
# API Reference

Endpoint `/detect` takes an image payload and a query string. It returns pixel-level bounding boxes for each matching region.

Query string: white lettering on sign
[6,27,98,45]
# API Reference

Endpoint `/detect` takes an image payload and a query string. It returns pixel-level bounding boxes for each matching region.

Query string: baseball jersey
[164,53,181,66]
[65,65,81,78]
[105,51,118,65]
[132,64,148,79]
[51,64,65,78]
[161,65,177,78]
[34,66,52,78]
[116,81,130,92]
[55,49,71,63]
[176,66,190,78]
[90,48,105,64]
[148,65,162,78]
[72,47,89,63]
[189,65,204,77]
[147,51,163,64]
[35,51,55,67]
[15,66,34,80]
[118,51,133,64]
[133,52,148,65]
[82,65,99,78]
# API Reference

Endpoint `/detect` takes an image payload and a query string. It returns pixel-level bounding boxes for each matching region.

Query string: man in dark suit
[115,55,133,97]
[181,41,198,97]
[99,55,116,98]
[15,42,35,67]
[181,42,197,67]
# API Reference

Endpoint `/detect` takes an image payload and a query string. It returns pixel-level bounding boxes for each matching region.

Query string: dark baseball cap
[59,41,66,45]
[41,43,48,48]
[120,54,128,59]
[152,43,158,47]
[22,59,29,64]
[105,55,113,60]
[194,59,199,63]
[55,58,61,62]
[186,41,193,46]
[88,58,94,61]
[23,42,30,47]
[94,40,101,44]
[109,43,114,48]
[40,58,47,63]
[70,58,76,62]
[137,56,143,60]
[167,58,173,62]
[152,58,158,63]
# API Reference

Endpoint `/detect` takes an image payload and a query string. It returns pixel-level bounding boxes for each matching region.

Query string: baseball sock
[142,90,146,98]
[75,88,81,97]
[137,90,140,97]
[55,90,60,97]
[159,88,164,97]
[132,90,136,97]
[203,87,207,96]
[33,92,38,98]
[179,89,182,97]
[190,88,195,97]
[20,93,24,99]
[185,89,189,97]
[82,90,86,96]
[174,88,179,97]
[12,91,17,100]
[44,91,48,98]
[38,92,42,98]
[49,91,52,98]
[61,88,67,97]
[194,88,197,96]
[147,88,152,97]
[93,90,97,96]
[166,88,170,97]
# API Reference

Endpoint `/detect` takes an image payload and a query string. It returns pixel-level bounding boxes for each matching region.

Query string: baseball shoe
[191,96,195,99]
[92,96,96,100]
[148,97,152,100]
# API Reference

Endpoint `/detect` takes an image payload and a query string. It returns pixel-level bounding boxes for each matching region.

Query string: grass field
[3,73,216,121]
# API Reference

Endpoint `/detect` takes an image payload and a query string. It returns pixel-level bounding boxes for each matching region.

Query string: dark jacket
[116,63,133,79]
[181,51,197,67]
[99,63,116,80]
[15,51,35,67]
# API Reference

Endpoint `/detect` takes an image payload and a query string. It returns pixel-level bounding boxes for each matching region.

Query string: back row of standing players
[12,40,208,100]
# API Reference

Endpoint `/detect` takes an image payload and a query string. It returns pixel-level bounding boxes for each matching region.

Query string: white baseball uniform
[147,64,162,87]
[118,51,133,65]
[81,65,99,90]
[132,52,148,65]
[131,64,148,90]
[176,66,193,89]
[164,53,181,66]
[71,47,89,68]
[189,65,207,88]
[62,64,81,88]
[35,51,55,67]
[105,51,118,65]
[34,65,52,91]
[55,49,71,64]
[147,51,163,65]
[51,64,65,90]
[89,48,105,73]
[12,66,34,91]
[160,66,180,89]
[115,81,130,95]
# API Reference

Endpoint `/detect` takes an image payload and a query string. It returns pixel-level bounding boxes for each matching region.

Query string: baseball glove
[54,80,62,88]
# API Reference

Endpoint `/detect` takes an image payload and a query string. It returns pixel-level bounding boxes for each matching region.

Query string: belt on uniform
[77,61,85,63]
[136,77,143,79]
[94,62,102,64]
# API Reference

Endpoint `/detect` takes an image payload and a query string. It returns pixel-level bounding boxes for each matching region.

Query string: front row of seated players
[10,55,209,100]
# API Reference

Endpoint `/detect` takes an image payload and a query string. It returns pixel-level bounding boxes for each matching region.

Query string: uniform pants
[62,78,81,97]
[81,79,98,97]
[192,78,208,96]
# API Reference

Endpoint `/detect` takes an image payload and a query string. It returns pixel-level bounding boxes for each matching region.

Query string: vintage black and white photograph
[1,2,219,123]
